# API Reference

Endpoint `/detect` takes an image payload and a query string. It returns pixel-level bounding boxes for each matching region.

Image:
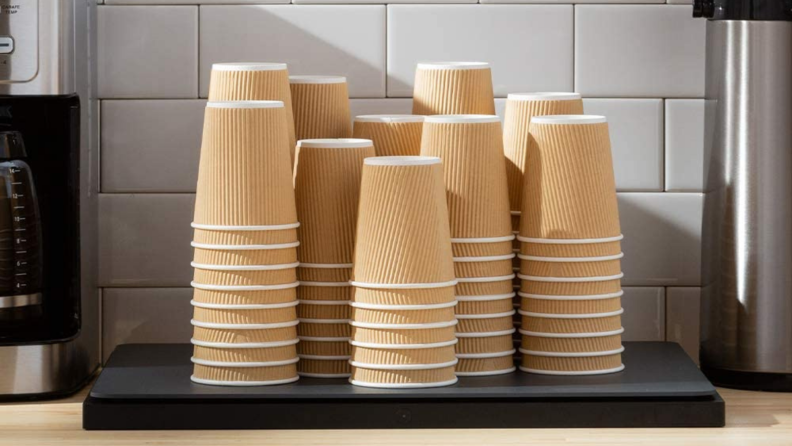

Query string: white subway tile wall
[97,2,706,362]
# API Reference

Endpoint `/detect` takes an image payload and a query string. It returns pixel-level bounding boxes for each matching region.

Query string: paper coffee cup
[192,246,298,266]
[520,349,624,374]
[420,115,512,240]
[193,266,297,286]
[192,303,298,325]
[353,157,455,285]
[208,63,296,161]
[353,286,456,306]
[193,344,297,364]
[350,303,457,325]
[193,227,298,246]
[456,333,514,354]
[456,354,516,375]
[455,277,514,296]
[351,325,457,345]
[520,308,623,334]
[298,358,351,377]
[294,139,375,265]
[297,300,351,320]
[191,326,297,344]
[520,291,622,315]
[350,365,457,387]
[297,283,354,302]
[454,258,514,279]
[520,115,620,240]
[297,321,351,338]
[519,253,623,278]
[412,62,495,116]
[298,339,351,357]
[452,240,514,258]
[192,287,297,306]
[289,76,352,141]
[351,345,457,365]
[520,328,623,353]
[520,276,623,296]
[297,266,353,282]
[353,115,424,157]
[194,102,297,227]
[520,240,623,258]
[456,295,514,315]
[502,93,584,214]
[456,311,515,333]
[192,363,298,385]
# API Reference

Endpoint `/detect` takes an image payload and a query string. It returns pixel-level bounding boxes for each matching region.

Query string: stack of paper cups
[412,62,496,116]
[293,139,375,378]
[502,93,585,301]
[420,115,516,376]
[208,63,297,163]
[517,115,625,375]
[350,157,459,388]
[190,101,301,386]
[289,76,352,141]
[352,115,424,157]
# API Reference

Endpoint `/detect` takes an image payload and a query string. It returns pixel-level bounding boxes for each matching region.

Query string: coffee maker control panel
[0,1,37,83]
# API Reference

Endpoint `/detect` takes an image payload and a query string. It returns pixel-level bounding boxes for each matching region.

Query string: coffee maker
[0,0,99,399]
[697,0,792,390]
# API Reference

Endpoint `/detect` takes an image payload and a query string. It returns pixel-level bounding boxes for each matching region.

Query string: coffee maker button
[0,37,13,55]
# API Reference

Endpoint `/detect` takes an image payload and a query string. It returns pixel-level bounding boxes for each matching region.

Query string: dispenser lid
[694,0,792,20]
[0,131,27,160]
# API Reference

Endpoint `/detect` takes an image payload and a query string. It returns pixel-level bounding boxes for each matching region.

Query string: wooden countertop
[1,386,791,445]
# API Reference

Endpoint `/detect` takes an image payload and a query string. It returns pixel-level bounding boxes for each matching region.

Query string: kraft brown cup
[192,363,298,385]
[452,240,514,258]
[519,274,623,296]
[456,332,514,354]
[455,276,515,296]
[456,355,515,375]
[194,102,297,227]
[520,349,624,374]
[353,115,424,157]
[297,321,351,338]
[520,115,620,240]
[192,304,298,325]
[294,139,375,265]
[192,266,297,286]
[420,115,511,240]
[298,340,351,357]
[192,245,298,266]
[352,157,455,285]
[351,345,457,365]
[412,62,495,116]
[518,253,623,278]
[297,300,351,320]
[353,286,456,306]
[350,304,457,325]
[456,312,515,333]
[297,359,351,377]
[193,344,297,364]
[350,366,457,387]
[454,258,514,279]
[520,328,623,353]
[191,326,297,344]
[520,240,623,258]
[297,266,353,283]
[297,283,354,302]
[351,325,457,345]
[192,287,297,306]
[456,295,515,315]
[519,291,622,315]
[193,228,298,246]
[289,76,352,141]
[520,308,623,334]
[208,63,296,161]
[502,93,584,214]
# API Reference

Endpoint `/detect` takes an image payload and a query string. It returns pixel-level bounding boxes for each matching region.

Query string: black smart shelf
[83,342,724,430]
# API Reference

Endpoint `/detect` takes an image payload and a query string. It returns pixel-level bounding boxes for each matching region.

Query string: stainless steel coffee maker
[697,0,792,390]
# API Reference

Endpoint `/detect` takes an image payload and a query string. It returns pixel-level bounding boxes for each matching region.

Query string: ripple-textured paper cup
[454,258,514,278]
[192,305,298,325]
[353,286,456,306]
[456,333,514,354]
[456,296,514,315]
[519,254,622,278]
[297,301,351,320]
[420,116,511,240]
[294,139,375,265]
[455,277,514,296]
[194,102,297,227]
[456,312,515,333]
[297,321,351,338]
[298,359,351,377]
[520,115,620,240]
[452,240,514,258]
[192,266,297,286]
[456,354,515,376]
[297,266,353,282]
[208,63,296,161]
[352,157,455,285]
[520,349,624,375]
[351,345,457,365]
[502,93,584,214]
[351,305,457,325]
[192,326,297,344]
[192,245,298,266]
[193,344,297,364]
[519,277,623,296]
[520,329,623,353]
[520,292,622,315]
[520,240,623,258]
[298,340,350,357]
[353,115,424,157]
[297,284,353,302]
[351,366,457,387]
[351,325,457,345]
[192,288,297,306]
[412,62,495,116]
[289,76,352,141]
[192,363,298,386]
[520,309,623,334]
[193,228,298,246]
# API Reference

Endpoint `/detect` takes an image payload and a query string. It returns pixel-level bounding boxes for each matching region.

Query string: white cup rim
[518,273,624,283]
[517,253,624,263]
[455,367,517,377]
[355,114,425,123]
[191,338,299,349]
[289,75,346,84]
[507,92,581,101]
[297,138,373,149]
[455,328,516,338]
[519,346,624,358]
[349,358,458,371]
[455,292,515,302]
[349,300,457,310]
[424,115,501,124]
[190,319,299,330]
[364,156,441,166]
[417,61,490,70]
[517,234,623,244]
[191,222,300,231]
[518,308,624,319]
[349,377,458,389]
[350,279,457,289]
[191,357,299,368]
[191,375,299,386]
[518,291,624,301]
[298,281,352,288]
[350,319,458,329]
[456,349,516,359]
[453,254,515,263]
[206,101,283,109]
[451,235,515,244]
[456,310,516,320]
[191,262,300,271]
[518,327,625,338]
[530,115,607,125]
[519,364,625,376]
[190,300,298,310]
[350,339,458,349]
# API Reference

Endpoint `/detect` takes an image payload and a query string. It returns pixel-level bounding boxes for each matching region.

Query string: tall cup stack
[420,115,517,376]
[289,76,352,141]
[190,101,301,386]
[502,93,585,355]
[349,157,459,388]
[517,115,625,375]
[208,63,297,164]
[353,115,425,157]
[412,62,496,116]
[293,139,375,378]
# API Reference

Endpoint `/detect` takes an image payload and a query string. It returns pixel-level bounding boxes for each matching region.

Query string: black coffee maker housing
[0,0,99,399]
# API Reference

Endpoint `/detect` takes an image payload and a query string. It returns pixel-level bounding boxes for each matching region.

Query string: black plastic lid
[0,131,27,160]
[694,0,792,20]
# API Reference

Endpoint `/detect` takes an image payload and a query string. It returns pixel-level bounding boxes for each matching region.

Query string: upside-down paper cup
[412,62,495,116]
[297,320,352,338]
[192,286,297,306]
[520,239,623,258]
[208,63,296,159]
[353,115,424,157]
[298,339,351,357]
[353,157,455,285]
[520,308,623,334]
[289,76,352,141]
[456,311,516,333]
[193,227,298,246]
[297,299,351,320]
[294,139,375,265]
[502,93,584,214]
[520,115,620,240]
[353,286,456,306]
[455,330,515,354]
[351,321,457,345]
[519,291,623,315]
[351,344,457,365]
[298,359,351,378]
[519,253,623,278]
[297,282,354,302]
[192,264,298,286]
[455,351,516,376]
[520,327,624,353]
[297,265,353,283]
[452,239,514,258]
[194,101,296,227]
[350,363,458,388]
[455,275,515,297]
[453,255,515,279]
[456,294,515,315]
[519,347,624,375]
[192,363,298,386]
[519,273,623,296]
[192,325,298,345]
[192,344,297,364]
[420,115,511,240]
[191,301,299,326]
[350,301,457,325]
[192,243,298,267]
